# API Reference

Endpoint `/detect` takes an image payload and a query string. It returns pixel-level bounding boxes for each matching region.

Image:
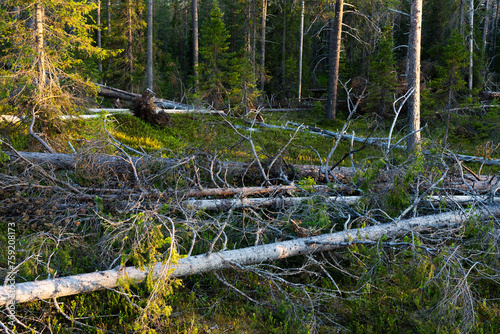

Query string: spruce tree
[367,26,398,119]
[0,0,104,147]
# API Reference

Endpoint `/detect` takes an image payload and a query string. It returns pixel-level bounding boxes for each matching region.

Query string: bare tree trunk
[35,2,45,91]
[326,0,344,120]
[3,204,499,306]
[260,0,268,92]
[298,0,305,101]
[483,0,490,54]
[407,0,422,153]
[281,0,287,92]
[469,0,474,91]
[492,1,500,68]
[97,0,102,76]
[146,0,153,90]
[192,0,199,90]
[126,0,133,90]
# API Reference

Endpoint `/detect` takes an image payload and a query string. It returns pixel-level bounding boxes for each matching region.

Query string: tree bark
[407,0,422,153]
[192,0,199,90]
[298,0,305,101]
[146,0,153,90]
[2,204,499,306]
[260,0,268,92]
[326,0,344,120]
[469,0,474,91]
[35,2,45,91]
[97,0,102,76]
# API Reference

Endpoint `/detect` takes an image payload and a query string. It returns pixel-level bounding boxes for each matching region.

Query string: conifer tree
[367,26,398,119]
[0,0,104,150]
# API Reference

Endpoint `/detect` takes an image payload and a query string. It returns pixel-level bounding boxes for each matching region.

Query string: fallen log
[1,204,499,306]
[183,195,500,211]
[5,152,498,194]
[95,83,193,111]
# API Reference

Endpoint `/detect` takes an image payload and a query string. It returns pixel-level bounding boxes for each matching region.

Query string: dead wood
[5,151,499,195]
[2,203,499,306]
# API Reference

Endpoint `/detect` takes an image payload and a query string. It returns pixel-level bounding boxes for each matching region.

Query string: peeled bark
[2,204,499,306]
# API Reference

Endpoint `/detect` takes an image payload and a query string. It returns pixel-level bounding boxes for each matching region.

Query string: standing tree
[146,0,153,90]
[193,0,199,89]
[367,26,398,120]
[407,0,423,153]
[0,0,103,151]
[326,0,344,120]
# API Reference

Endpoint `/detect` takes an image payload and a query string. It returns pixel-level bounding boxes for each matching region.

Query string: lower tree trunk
[2,204,499,306]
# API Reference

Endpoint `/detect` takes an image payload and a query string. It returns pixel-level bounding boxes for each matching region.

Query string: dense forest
[1,0,500,333]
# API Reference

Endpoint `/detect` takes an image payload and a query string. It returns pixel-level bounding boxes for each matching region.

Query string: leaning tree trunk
[407,0,422,153]
[2,204,499,306]
[326,0,344,120]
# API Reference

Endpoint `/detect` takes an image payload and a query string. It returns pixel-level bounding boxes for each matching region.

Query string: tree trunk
[260,0,268,92]
[469,0,474,91]
[2,204,499,306]
[35,2,45,91]
[483,0,490,55]
[326,0,344,120]
[6,151,500,191]
[126,0,133,90]
[97,0,102,76]
[407,0,422,153]
[192,0,199,90]
[298,0,305,101]
[146,0,153,90]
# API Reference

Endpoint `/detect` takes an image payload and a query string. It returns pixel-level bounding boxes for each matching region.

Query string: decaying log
[95,84,192,110]
[1,204,499,306]
[5,151,499,194]
[185,184,347,197]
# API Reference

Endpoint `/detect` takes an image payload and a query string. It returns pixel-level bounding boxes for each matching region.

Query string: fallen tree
[1,203,499,306]
[5,151,499,194]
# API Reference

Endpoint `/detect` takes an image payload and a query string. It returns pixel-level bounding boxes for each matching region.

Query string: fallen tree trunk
[184,195,500,211]
[1,204,499,306]
[95,83,192,110]
[6,152,498,194]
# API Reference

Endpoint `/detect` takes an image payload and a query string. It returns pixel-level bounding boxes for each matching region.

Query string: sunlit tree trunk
[326,0,344,120]
[97,0,102,76]
[147,0,153,90]
[35,1,45,91]
[407,0,422,153]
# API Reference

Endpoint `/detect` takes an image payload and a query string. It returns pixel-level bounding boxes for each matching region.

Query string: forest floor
[1,105,500,333]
